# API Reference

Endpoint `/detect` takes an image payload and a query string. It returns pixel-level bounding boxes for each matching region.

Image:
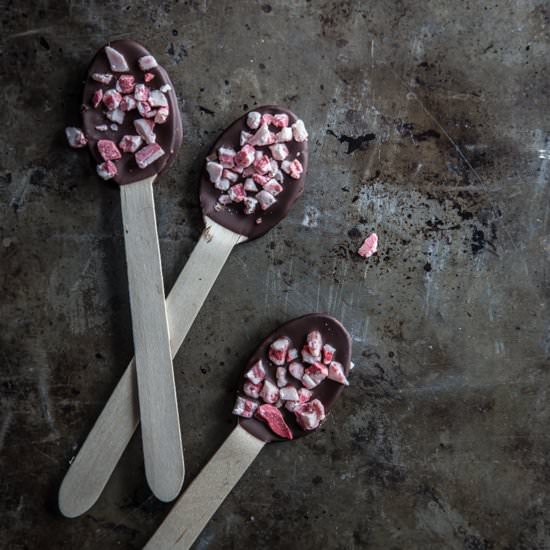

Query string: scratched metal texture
[1,1,549,549]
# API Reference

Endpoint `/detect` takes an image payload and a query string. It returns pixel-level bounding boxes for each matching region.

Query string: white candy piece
[301,345,319,364]
[301,373,318,390]
[246,111,262,130]
[110,124,119,131]
[249,123,273,146]
[223,169,239,183]
[206,161,223,184]
[138,55,158,71]
[269,143,289,161]
[260,379,279,404]
[148,90,168,108]
[160,84,172,93]
[243,196,258,215]
[218,194,232,205]
[288,362,304,381]
[276,366,288,388]
[105,108,125,124]
[91,73,113,84]
[244,359,266,385]
[281,160,292,174]
[279,386,299,401]
[327,361,350,386]
[256,190,276,211]
[291,119,308,142]
[243,178,258,192]
[307,331,323,357]
[264,180,283,196]
[65,127,87,148]
[240,131,252,146]
[276,127,293,142]
[243,381,262,399]
[269,337,290,365]
[95,124,108,132]
[232,396,258,418]
[105,46,129,72]
[133,118,156,144]
[215,178,230,191]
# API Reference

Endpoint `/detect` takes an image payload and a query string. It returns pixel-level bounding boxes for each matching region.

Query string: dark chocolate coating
[200,105,308,240]
[238,314,352,443]
[82,40,183,185]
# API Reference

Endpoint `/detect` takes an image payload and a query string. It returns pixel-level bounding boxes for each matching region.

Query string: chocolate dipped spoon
[144,314,352,550]
[81,40,184,503]
[58,106,309,517]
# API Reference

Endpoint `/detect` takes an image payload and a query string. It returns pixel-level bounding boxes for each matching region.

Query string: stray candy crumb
[358,233,378,258]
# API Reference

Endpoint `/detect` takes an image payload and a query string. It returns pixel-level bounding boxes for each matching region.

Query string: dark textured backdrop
[1,1,549,548]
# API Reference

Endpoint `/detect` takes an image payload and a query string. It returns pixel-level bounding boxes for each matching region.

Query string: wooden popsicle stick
[120,177,184,503]
[144,425,265,550]
[58,216,245,518]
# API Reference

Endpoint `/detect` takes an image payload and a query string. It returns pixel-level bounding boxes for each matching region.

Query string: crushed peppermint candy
[207,109,308,217]
[234,324,352,439]
[358,233,378,258]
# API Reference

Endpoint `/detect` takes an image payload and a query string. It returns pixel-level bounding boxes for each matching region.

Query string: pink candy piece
[261,113,274,126]
[91,72,113,85]
[91,89,103,109]
[272,113,289,128]
[234,144,255,168]
[102,89,122,111]
[120,96,137,112]
[249,123,275,146]
[97,139,121,161]
[245,359,266,385]
[232,396,258,418]
[134,83,150,102]
[256,190,277,210]
[118,135,143,153]
[307,331,323,357]
[206,161,223,184]
[135,143,165,169]
[253,154,272,174]
[105,46,129,72]
[117,74,135,94]
[276,127,293,142]
[276,366,288,388]
[255,404,293,439]
[154,106,169,124]
[327,361,349,386]
[289,159,304,179]
[288,361,304,381]
[96,160,117,180]
[322,344,336,365]
[263,180,283,197]
[260,379,280,404]
[228,183,245,203]
[144,72,155,82]
[291,119,308,142]
[243,196,258,215]
[294,399,325,430]
[252,173,269,187]
[285,387,312,412]
[246,111,262,130]
[358,233,378,258]
[268,337,290,366]
[269,143,289,161]
[138,55,158,71]
[65,127,87,148]
[218,146,236,168]
[134,118,156,144]
[243,380,263,399]
[148,90,168,108]
[279,385,299,401]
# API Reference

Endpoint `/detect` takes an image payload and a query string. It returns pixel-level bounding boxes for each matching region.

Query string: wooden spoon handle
[58,217,243,517]
[120,178,184,502]
[144,425,264,550]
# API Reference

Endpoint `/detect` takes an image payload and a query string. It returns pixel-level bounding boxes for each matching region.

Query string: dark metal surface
[1,1,549,548]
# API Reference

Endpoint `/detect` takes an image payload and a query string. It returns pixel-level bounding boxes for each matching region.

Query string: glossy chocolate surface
[200,106,307,240]
[238,314,352,442]
[82,40,182,185]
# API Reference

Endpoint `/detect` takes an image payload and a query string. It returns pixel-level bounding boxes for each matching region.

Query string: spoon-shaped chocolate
[61,39,185,508]
[144,314,352,550]
[58,106,309,517]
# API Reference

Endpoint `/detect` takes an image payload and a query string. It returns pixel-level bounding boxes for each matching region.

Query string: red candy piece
[96,160,117,180]
[243,380,263,399]
[117,74,135,94]
[294,399,325,430]
[102,89,122,111]
[268,337,290,366]
[97,139,121,161]
[135,143,165,169]
[260,379,280,404]
[255,404,293,440]
[245,359,266,385]
[289,159,303,179]
[144,72,155,82]
[322,344,336,365]
[327,361,349,386]
[235,144,255,168]
[232,396,258,418]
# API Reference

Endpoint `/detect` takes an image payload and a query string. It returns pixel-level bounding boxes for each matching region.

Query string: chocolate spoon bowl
[144,314,352,550]
[58,106,309,518]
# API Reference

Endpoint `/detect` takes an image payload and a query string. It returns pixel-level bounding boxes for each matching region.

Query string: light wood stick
[144,425,265,550]
[58,217,244,517]
[120,178,184,503]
